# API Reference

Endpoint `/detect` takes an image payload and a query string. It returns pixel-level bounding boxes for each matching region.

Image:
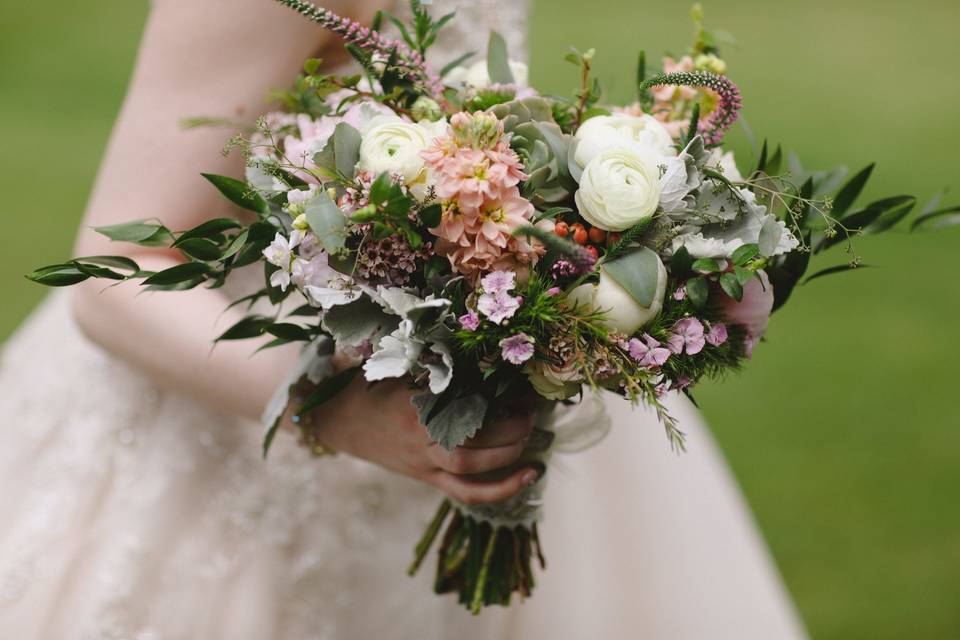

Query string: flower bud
[411,96,443,123]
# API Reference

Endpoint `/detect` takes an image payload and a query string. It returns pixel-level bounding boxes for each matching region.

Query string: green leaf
[216,315,273,341]
[412,392,488,451]
[440,51,475,77]
[685,276,709,308]
[142,262,210,286]
[266,323,313,342]
[332,123,362,179]
[734,266,755,286]
[201,173,270,215]
[175,237,222,261]
[911,202,960,231]
[731,243,759,266]
[425,254,449,279]
[26,264,89,287]
[803,263,869,285]
[719,272,743,301]
[486,31,514,84]
[670,245,695,276]
[369,173,392,206]
[221,229,250,260]
[832,163,874,218]
[418,203,442,228]
[173,218,241,245]
[94,221,173,247]
[601,247,661,308]
[304,191,347,252]
[295,367,361,418]
[692,257,722,273]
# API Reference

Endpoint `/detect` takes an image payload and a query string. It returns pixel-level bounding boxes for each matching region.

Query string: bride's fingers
[462,412,534,449]
[428,441,525,475]
[429,466,539,506]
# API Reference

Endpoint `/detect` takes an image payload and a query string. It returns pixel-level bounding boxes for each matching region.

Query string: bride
[0,0,807,637]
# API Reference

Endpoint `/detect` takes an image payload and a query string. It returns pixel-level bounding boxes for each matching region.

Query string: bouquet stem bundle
[409,499,545,614]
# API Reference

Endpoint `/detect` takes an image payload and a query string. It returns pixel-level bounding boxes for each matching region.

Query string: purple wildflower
[459,310,480,331]
[627,334,671,369]
[673,285,687,301]
[705,322,728,347]
[641,71,742,145]
[480,270,517,295]
[477,291,522,324]
[668,317,706,355]
[499,333,535,365]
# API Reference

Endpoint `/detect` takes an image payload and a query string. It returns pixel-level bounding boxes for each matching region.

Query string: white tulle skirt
[0,292,806,639]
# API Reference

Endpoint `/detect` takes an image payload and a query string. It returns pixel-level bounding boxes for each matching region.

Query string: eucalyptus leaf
[486,31,514,84]
[304,191,347,252]
[332,123,361,179]
[601,247,661,308]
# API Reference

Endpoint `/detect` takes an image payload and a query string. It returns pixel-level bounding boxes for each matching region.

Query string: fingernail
[521,469,538,486]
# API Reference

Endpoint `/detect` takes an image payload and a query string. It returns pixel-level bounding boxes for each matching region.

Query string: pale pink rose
[722,270,774,357]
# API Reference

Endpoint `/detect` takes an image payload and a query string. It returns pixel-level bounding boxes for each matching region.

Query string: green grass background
[1,1,958,637]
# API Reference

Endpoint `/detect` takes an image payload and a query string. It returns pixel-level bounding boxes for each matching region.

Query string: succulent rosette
[29,0,956,615]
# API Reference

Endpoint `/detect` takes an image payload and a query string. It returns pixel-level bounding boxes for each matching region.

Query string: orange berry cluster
[554,221,621,261]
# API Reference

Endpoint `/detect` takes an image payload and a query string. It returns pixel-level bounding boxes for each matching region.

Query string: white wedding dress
[0,2,807,638]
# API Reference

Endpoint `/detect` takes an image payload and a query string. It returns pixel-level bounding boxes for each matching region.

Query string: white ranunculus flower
[573,114,674,169]
[460,59,529,88]
[574,149,662,232]
[568,258,669,335]
[358,116,446,200]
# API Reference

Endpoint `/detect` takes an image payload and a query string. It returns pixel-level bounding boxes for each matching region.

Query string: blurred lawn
[2,1,959,637]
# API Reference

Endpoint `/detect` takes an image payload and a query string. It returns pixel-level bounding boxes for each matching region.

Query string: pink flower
[546,287,562,297]
[673,285,687,301]
[671,376,693,391]
[705,322,728,347]
[480,270,517,295]
[722,270,774,358]
[477,290,521,324]
[459,310,480,331]
[668,317,706,355]
[627,334,671,369]
[499,333,535,365]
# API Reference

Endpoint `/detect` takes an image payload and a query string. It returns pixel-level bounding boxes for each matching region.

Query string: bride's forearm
[72,253,300,422]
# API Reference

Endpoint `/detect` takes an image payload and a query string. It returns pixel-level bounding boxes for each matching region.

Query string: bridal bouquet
[30,0,957,613]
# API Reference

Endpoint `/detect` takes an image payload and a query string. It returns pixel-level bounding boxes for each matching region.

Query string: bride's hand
[296,377,539,505]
